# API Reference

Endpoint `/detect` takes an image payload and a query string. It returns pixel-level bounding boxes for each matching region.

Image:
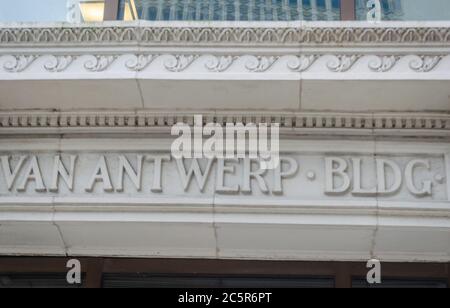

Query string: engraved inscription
[0,153,446,201]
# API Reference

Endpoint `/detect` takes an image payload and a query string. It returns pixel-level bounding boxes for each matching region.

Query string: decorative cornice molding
[326,55,362,72]
[1,112,449,131]
[1,53,448,74]
[1,22,450,47]
[2,55,37,72]
[245,55,279,72]
[409,55,445,72]
[205,55,237,72]
[287,55,318,72]
[125,54,158,71]
[83,55,117,72]
[1,23,449,76]
[368,55,400,72]
[163,54,199,72]
[43,55,76,72]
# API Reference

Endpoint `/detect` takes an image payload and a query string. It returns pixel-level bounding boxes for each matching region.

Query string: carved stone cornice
[1,22,450,76]
[1,22,450,118]
[1,21,450,47]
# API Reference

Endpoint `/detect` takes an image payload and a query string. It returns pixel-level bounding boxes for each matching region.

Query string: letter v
[1,155,27,191]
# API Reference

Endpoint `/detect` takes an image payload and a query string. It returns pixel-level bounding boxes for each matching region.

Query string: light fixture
[123,0,138,21]
[79,0,105,22]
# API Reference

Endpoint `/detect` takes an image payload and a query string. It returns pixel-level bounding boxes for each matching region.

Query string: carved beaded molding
[1,112,449,132]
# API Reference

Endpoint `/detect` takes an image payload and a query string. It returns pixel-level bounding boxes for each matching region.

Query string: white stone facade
[0,21,449,262]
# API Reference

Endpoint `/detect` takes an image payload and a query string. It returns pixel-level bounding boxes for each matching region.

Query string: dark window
[352,277,448,288]
[102,274,335,288]
[0,273,84,288]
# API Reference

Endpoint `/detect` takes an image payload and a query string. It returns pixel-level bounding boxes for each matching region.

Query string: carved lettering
[0,155,27,191]
[376,159,402,195]
[325,157,351,195]
[116,155,143,192]
[49,155,77,192]
[352,157,377,197]
[85,156,113,192]
[0,153,444,200]
[147,155,171,193]
[17,156,46,192]
[216,158,239,193]
[242,158,269,193]
[405,159,432,197]
[176,158,214,192]
[273,157,298,194]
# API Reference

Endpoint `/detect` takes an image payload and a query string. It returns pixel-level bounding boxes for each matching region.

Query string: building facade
[0,0,450,288]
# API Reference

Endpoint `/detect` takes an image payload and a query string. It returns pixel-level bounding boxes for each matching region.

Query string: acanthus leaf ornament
[205,55,238,72]
[164,55,199,72]
[368,55,400,72]
[327,55,361,72]
[3,55,37,72]
[44,55,76,72]
[409,55,443,72]
[84,55,117,72]
[125,54,159,72]
[287,55,318,72]
[245,56,279,72]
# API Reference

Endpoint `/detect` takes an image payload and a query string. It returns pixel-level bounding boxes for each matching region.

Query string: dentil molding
[1,111,449,132]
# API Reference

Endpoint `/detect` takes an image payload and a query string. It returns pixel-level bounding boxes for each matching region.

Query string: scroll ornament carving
[0,53,447,73]
[125,54,159,71]
[44,55,76,72]
[245,56,279,72]
[409,55,444,72]
[205,55,238,72]
[287,55,318,72]
[327,55,361,72]
[164,54,199,72]
[84,55,117,72]
[3,55,37,72]
[368,55,400,72]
